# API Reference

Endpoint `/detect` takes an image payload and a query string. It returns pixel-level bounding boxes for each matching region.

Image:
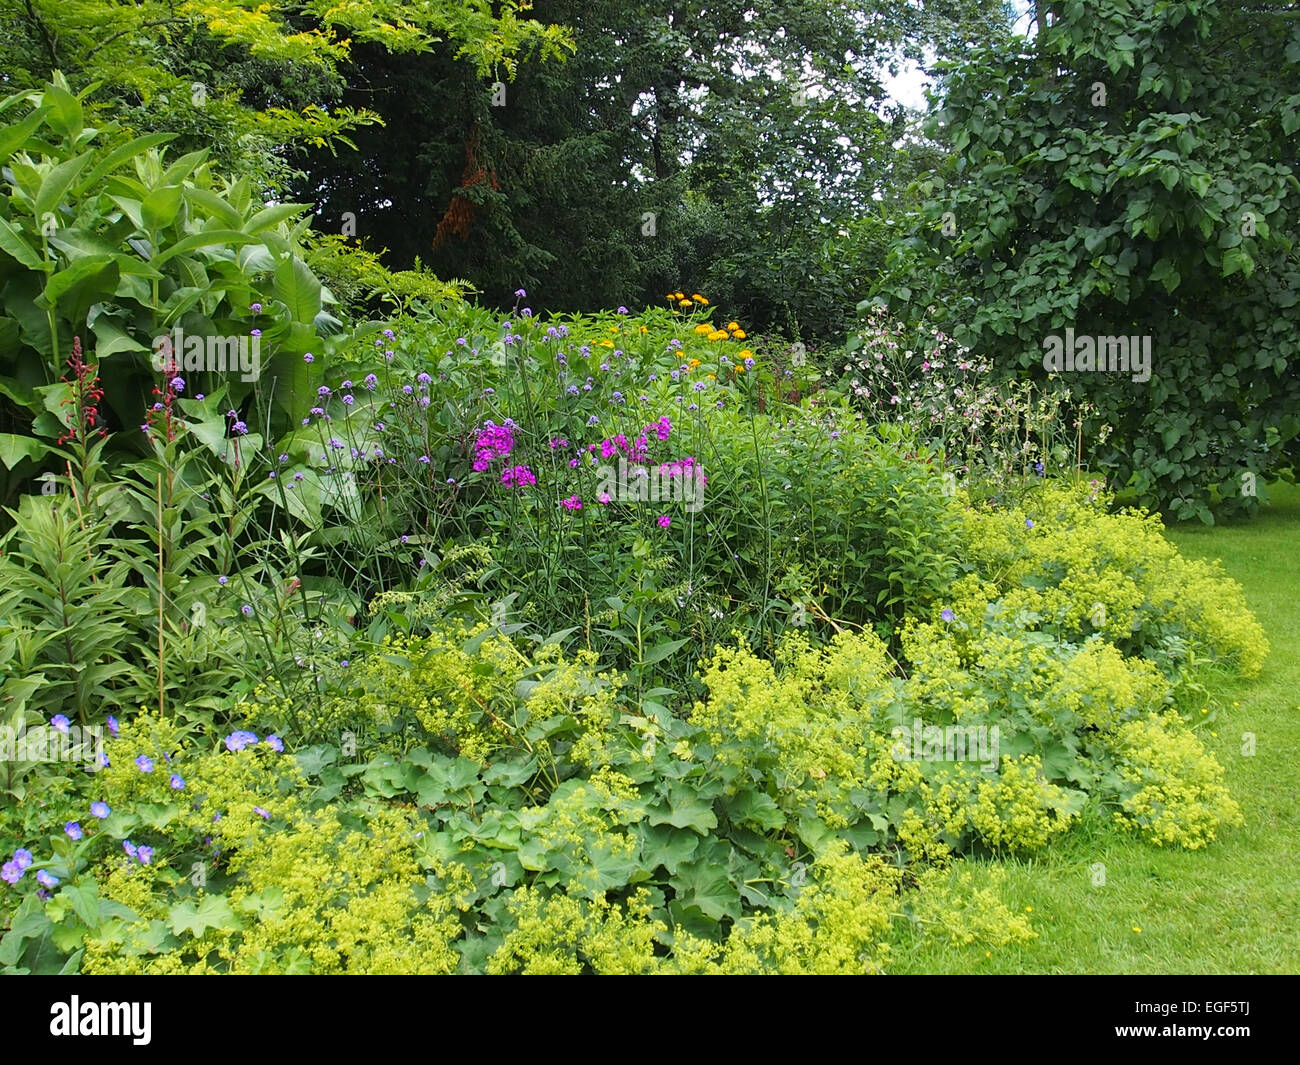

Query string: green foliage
[0,76,351,488]
[0,0,574,190]
[0,496,141,724]
[297,0,1013,344]
[299,231,474,319]
[2,544,1253,972]
[878,0,1300,519]
[223,299,959,687]
[0,0,1279,981]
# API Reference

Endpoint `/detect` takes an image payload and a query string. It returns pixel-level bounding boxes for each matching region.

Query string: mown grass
[891,481,1300,974]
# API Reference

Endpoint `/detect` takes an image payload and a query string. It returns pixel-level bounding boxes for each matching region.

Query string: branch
[23,0,59,74]
[85,16,188,61]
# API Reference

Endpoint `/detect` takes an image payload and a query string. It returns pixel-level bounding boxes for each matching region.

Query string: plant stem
[157,473,165,716]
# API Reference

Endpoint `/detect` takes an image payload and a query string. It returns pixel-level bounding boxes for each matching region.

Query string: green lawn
[892,481,1300,974]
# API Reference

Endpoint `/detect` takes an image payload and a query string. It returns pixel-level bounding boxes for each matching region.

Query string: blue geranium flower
[224,730,260,752]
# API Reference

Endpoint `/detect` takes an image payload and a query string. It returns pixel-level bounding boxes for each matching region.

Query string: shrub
[0,582,1256,974]
[953,480,1270,676]
[1108,711,1242,850]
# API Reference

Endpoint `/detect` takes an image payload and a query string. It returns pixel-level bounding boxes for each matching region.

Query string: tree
[878,0,1300,520]
[298,0,1014,340]
[0,0,574,193]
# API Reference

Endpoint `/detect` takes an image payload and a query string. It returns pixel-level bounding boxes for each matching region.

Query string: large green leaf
[273,255,323,323]
[47,228,121,260]
[152,228,255,267]
[60,881,100,928]
[141,183,184,232]
[0,107,50,163]
[236,242,276,273]
[576,839,643,899]
[247,202,310,234]
[75,132,175,195]
[33,150,92,220]
[108,194,144,230]
[0,216,43,269]
[167,895,239,938]
[671,856,742,923]
[0,433,48,469]
[39,257,120,327]
[647,783,718,834]
[159,149,209,189]
[0,895,52,966]
[90,316,148,358]
[725,789,787,831]
[184,186,243,227]
[41,81,83,140]
[637,822,700,874]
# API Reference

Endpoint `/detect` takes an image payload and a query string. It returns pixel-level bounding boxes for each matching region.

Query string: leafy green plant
[0,495,141,725]
[0,74,354,509]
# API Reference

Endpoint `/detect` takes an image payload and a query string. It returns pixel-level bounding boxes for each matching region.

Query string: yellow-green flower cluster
[689,630,893,828]
[488,886,665,975]
[84,737,470,974]
[1109,710,1242,849]
[907,864,1037,948]
[957,480,1269,675]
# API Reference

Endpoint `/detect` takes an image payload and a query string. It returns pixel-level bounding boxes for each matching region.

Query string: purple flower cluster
[122,841,153,865]
[472,422,515,472]
[223,730,283,753]
[2,849,33,885]
[655,456,704,486]
[501,465,536,488]
[3,803,101,891]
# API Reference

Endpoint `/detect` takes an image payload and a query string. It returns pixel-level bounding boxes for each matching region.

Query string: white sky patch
[881,56,932,113]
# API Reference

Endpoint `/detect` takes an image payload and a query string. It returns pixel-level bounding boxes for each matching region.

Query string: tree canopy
[878,0,1300,519]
